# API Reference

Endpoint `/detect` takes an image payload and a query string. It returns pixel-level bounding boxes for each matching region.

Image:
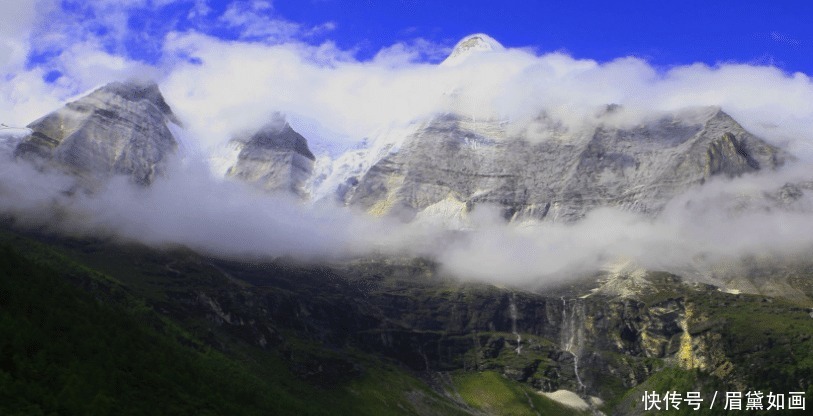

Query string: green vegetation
[2,224,812,416]
[612,367,725,415]
[0,244,327,415]
[452,371,590,415]
[625,283,813,415]
[690,292,813,402]
[0,237,528,415]
[338,364,471,416]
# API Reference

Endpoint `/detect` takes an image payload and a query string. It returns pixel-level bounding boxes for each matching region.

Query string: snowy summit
[441,33,505,66]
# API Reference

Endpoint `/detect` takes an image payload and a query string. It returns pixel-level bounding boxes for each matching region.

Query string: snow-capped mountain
[224,116,316,197]
[341,107,784,223]
[14,81,179,186]
[8,35,790,227]
[441,33,505,66]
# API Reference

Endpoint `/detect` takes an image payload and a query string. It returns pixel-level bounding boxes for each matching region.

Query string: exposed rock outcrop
[226,118,315,197]
[346,107,784,222]
[15,81,179,186]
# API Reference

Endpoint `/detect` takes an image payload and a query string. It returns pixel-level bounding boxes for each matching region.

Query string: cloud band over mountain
[2,1,813,293]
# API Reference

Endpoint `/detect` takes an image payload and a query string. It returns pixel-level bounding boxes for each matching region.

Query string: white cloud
[218,0,334,42]
[187,0,212,19]
[3,3,813,289]
[770,31,801,46]
[52,42,163,92]
[0,1,74,127]
[0,0,56,71]
[156,31,813,163]
[373,38,452,66]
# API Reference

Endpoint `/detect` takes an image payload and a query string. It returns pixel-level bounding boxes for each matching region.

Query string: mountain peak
[15,79,179,186]
[91,80,178,124]
[244,121,315,161]
[226,118,315,196]
[442,33,504,66]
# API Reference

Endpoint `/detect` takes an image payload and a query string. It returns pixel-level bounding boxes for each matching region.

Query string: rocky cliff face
[226,119,315,197]
[141,253,810,412]
[7,221,811,415]
[15,81,179,186]
[345,107,784,222]
[10,78,785,222]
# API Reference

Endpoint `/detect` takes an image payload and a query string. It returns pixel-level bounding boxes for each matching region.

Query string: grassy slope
[609,284,813,415]
[452,371,592,416]
[0,231,545,415]
[0,240,450,415]
[3,227,811,415]
[0,243,341,415]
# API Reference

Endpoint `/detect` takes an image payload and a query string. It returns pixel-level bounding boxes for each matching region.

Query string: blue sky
[274,0,812,71]
[3,0,813,153]
[3,1,813,279]
[25,0,813,75]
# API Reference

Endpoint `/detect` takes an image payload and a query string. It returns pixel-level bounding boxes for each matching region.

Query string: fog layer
[2,14,813,286]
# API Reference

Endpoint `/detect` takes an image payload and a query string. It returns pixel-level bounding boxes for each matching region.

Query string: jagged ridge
[345,107,785,222]
[226,119,316,196]
[15,81,179,186]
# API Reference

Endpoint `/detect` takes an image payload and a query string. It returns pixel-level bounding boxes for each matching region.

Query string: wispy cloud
[218,0,335,42]
[373,38,452,65]
[770,31,801,46]
[2,1,813,289]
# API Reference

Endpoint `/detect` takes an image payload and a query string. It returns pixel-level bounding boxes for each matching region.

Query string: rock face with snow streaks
[346,108,784,222]
[15,81,179,186]
[226,120,315,197]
